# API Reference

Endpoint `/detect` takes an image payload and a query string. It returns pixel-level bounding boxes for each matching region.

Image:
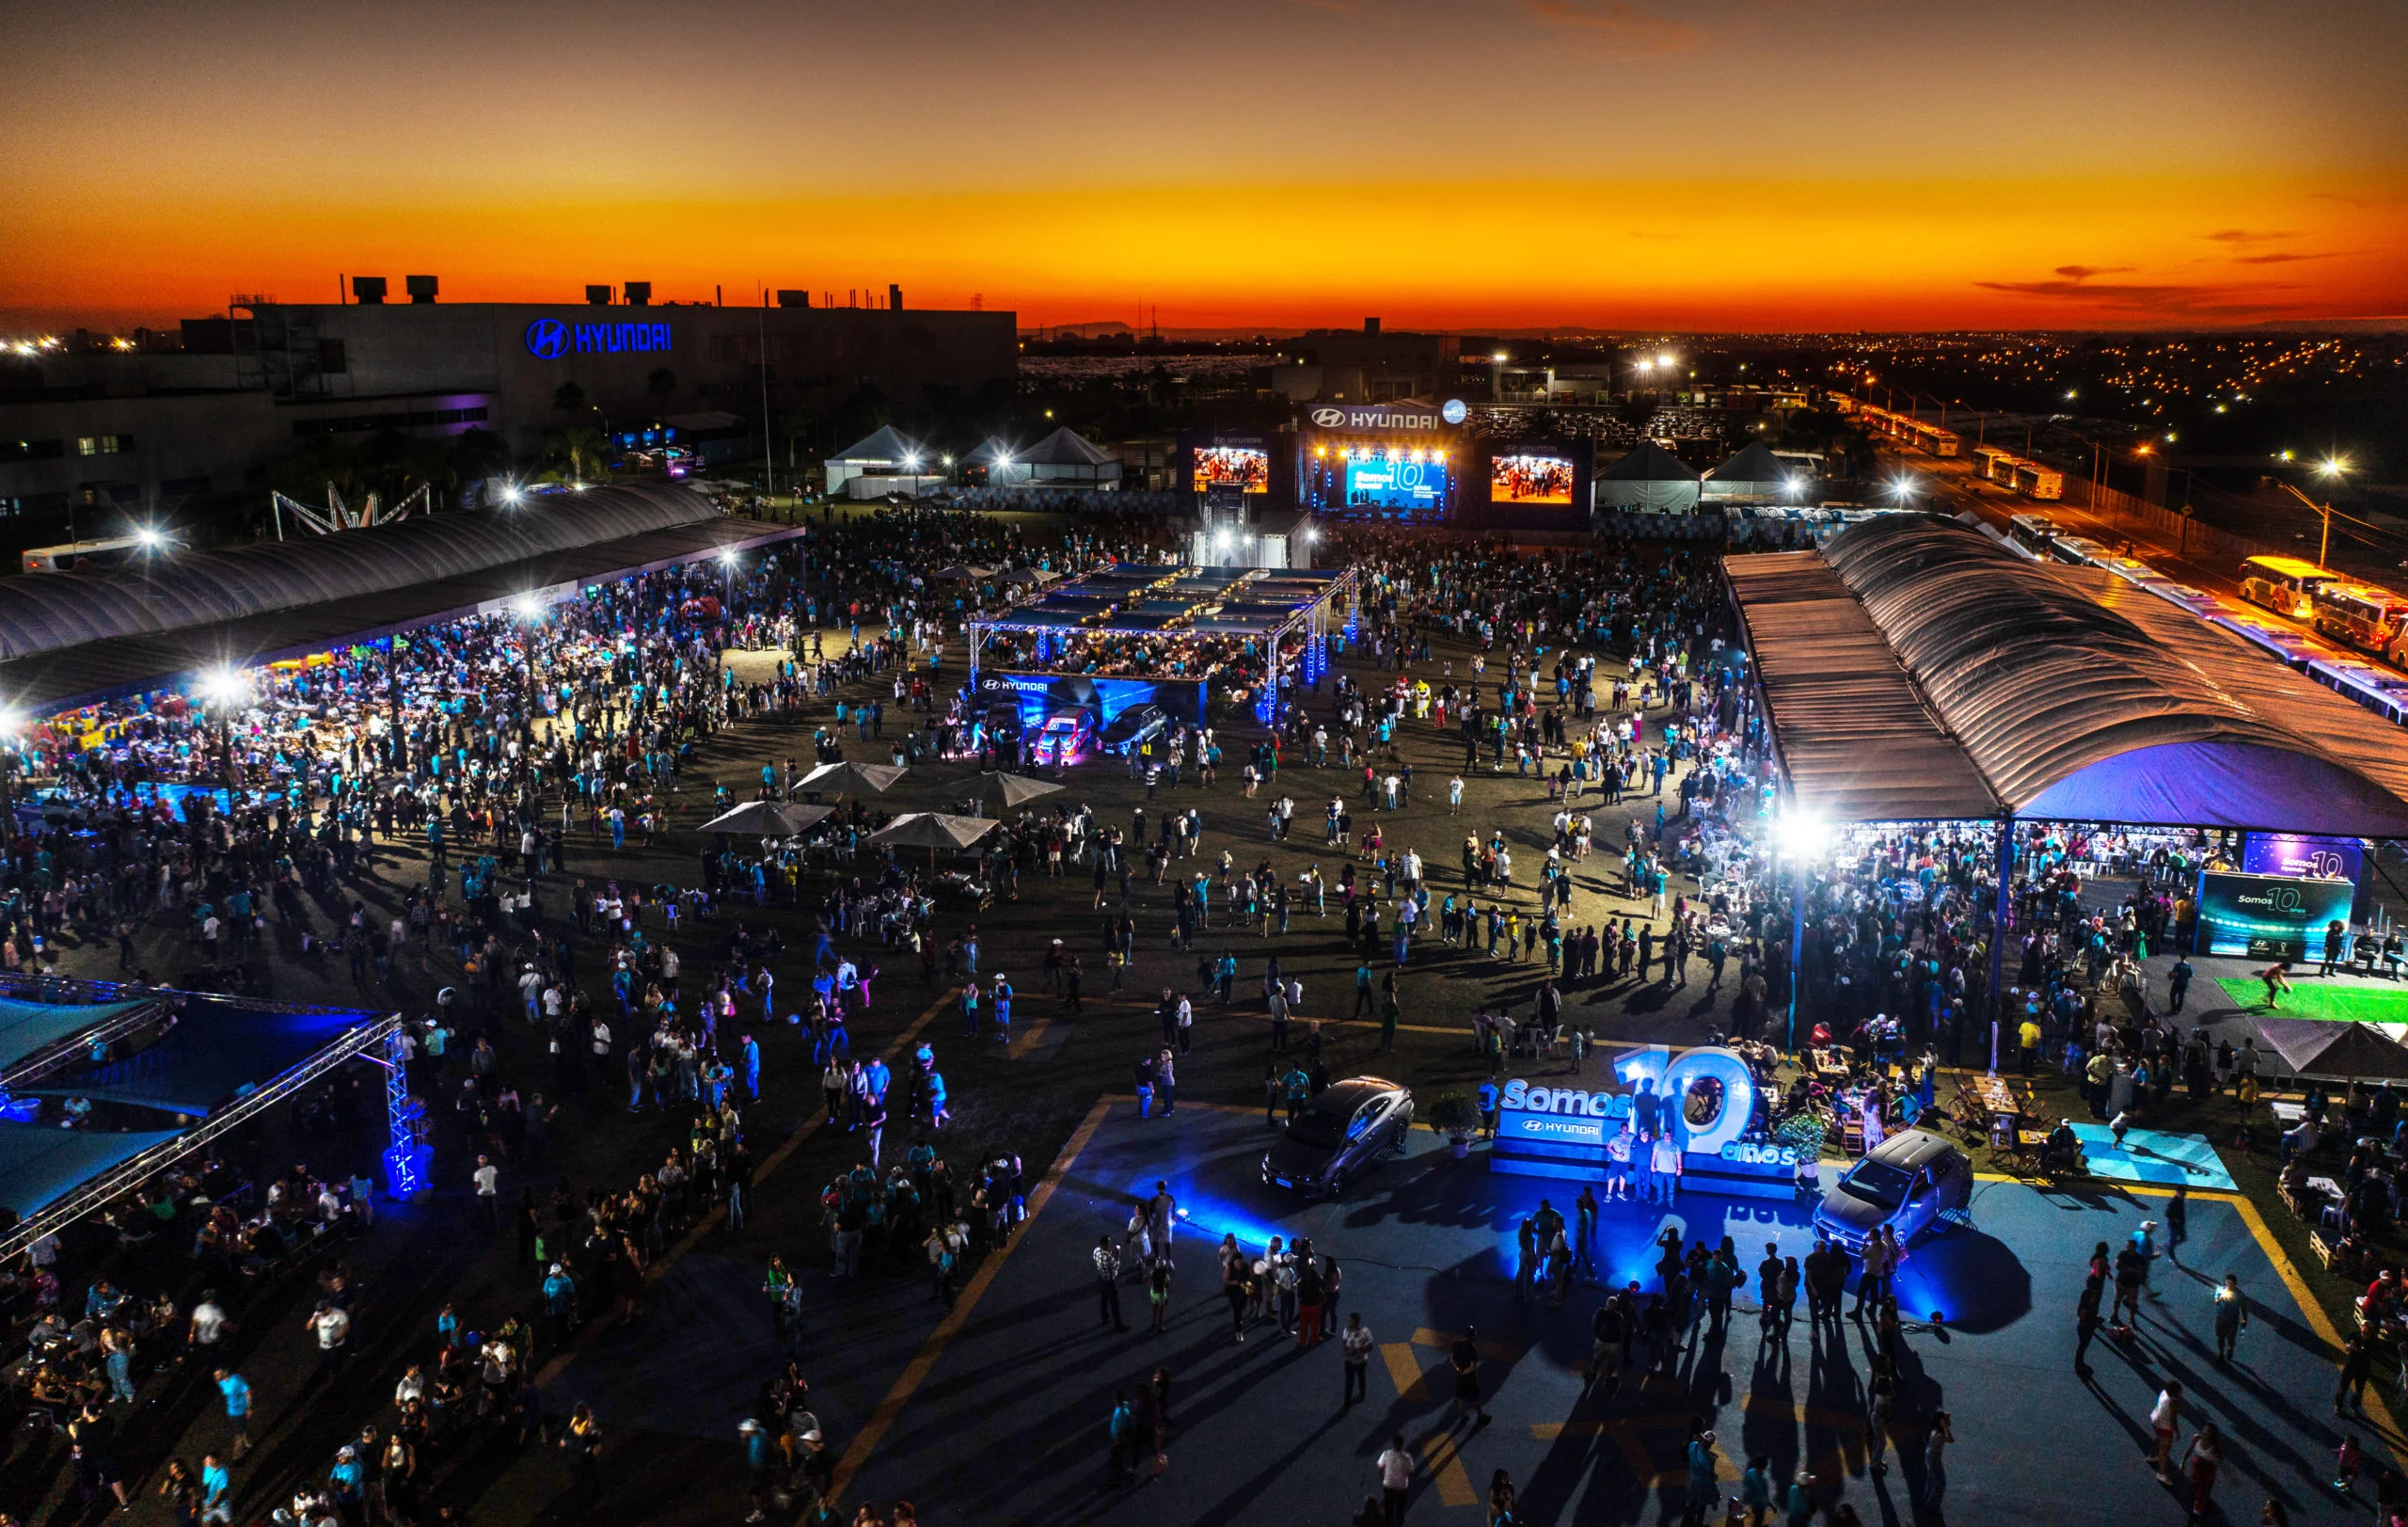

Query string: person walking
[1377,1433,1416,1525]
[1094,1235,1129,1332]
[1922,1410,1954,1520]
[2212,1273,2249,1363]
[2149,1381,2183,1482]
[213,1367,252,1459]
[1450,1328,1489,1427]
[1342,1312,1373,1406]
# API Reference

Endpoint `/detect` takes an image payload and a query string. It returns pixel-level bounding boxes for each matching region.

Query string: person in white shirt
[472,1154,500,1232]
[1341,1312,1374,1406]
[1377,1433,1415,1523]
[189,1293,228,1350]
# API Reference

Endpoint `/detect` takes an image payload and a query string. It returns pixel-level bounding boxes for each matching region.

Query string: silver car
[1813,1128,1972,1253]
[1260,1077,1414,1199]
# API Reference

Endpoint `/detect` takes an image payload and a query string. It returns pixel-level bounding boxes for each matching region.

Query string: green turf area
[2216,975,2408,1022]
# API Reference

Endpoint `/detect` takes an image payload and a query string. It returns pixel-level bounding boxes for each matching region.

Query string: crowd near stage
[0,495,2400,1527]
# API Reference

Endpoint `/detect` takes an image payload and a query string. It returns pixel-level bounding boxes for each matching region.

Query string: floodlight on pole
[1774,811,1830,863]
[511,593,545,622]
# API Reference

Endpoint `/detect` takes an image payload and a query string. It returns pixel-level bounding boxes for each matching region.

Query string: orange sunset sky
[5,0,2405,332]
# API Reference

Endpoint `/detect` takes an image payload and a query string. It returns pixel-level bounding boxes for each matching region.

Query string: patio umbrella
[863,811,1001,867]
[998,567,1057,585]
[799,761,907,796]
[971,771,1063,815]
[697,800,833,836]
[932,565,994,581]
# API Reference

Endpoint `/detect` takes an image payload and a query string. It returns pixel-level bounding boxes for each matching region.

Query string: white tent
[1595,442,1703,513]
[1701,441,1801,504]
[826,425,944,499]
[979,427,1121,490]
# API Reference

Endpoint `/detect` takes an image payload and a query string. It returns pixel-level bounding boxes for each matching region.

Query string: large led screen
[1341,450,1448,512]
[1489,453,1576,504]
[1192,445,1269,494]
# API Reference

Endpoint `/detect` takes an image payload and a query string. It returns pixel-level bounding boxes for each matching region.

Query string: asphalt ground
[848,1101,2379,1526]
[8,595,2384,1527]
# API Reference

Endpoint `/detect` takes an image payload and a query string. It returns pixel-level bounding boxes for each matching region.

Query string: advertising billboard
[1340,448,1448,512]
[2195,869,2356,959]
[1192,444,1269,494]
[2241,833,2365,886]
[1489,453,1576,504]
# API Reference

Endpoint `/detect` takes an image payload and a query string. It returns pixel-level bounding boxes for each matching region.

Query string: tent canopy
[1729,516,2408,832]
[0,484,714,663]
[1596,443,1702,511]
[2254,1017,2408,1081]
[27,1003,373,1118]
[0,997,153,1074]
[1016,427,1116,468]
[1599,442,1701,482]
[800,761,906,795]
[1703,441,1798,501]
[697,801,833,836]
[0,1121,185,1217]
[827,425,924,466]
[864,812,1001,852]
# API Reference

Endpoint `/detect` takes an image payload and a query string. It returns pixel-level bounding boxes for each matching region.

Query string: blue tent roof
[0,1120,184,1217]
[27,1003,375,1118]
[0,997,151,1073]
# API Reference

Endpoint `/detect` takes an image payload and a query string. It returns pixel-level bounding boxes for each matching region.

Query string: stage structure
[967,562,1362,733]
[0,980,422,1261]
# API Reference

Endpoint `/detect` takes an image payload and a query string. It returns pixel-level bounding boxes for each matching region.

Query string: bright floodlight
[1215,529,1234,549]
[511,594,544,621]
[2319,457,2351,478]
[198,668,246,707]
[1493,352,1508,363]
[1890,476,1918,501]
[1775,812,1830,861]
[1657,352,1675,366]
[719,549,740,566]
[1302,528,1320,543]
[1782,475,1804,499]
[133,526,164,549]
[501,483,525,505]
[1634,358,1654,373]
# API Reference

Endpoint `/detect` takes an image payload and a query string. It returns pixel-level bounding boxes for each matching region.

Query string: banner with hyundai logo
[524,317,673,359]
[1302,403,1452,432]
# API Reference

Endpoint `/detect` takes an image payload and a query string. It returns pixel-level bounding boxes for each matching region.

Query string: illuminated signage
[2195,869,2355,959]
[2241,832,2363,885]
[1495,1044,1758,1155]
[525,317,673,359]
[1441,398,1467,424]
[1307,405,1449,432]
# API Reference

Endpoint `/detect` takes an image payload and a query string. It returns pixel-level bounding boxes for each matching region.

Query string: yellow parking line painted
[1377,1342,1478,1505]
[2230,1193,2406,1458]
[828,1094,1116,1505]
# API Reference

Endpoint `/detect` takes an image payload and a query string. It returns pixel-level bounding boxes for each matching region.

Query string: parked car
[1101,703,1169,756]
[1030,708,1096,765]
[1813,1128,1972,1253]
[1261,1077,1414,1198]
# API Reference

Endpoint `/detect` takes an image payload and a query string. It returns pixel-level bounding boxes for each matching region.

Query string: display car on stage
[1261,1076,1414,1198]
[1813,1128,1972,1252]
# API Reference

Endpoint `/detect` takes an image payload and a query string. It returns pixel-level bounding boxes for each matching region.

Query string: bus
[2236,554,2335,621]
[20,533,164,574]
[2308,581,2408,666]
[2006,514,2063,557]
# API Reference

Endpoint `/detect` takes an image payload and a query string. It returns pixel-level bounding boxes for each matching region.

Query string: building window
[74,435,134,456]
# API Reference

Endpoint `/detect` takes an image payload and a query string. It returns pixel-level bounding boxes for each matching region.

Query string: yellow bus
[2309,580,2408,666]
[2237,554,2334,621]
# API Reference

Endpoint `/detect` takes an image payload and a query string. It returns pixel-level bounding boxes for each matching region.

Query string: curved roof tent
[0,483,715,663]
[1814,515,2408,835]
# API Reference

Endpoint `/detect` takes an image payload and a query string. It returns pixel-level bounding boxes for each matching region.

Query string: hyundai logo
[524,318,569,359]
[1309,407,1344,427]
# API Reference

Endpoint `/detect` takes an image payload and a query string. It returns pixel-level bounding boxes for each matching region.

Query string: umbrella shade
[998,567,1057,585]
[863,812,1001,852]
[800,761,907,794]
[932,565,994,581]
[697,801,833,836]
[974,772,1064,810]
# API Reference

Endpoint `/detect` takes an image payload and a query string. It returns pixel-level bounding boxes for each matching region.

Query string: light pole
[2276,458,2351,568]
[198,668,249,798]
